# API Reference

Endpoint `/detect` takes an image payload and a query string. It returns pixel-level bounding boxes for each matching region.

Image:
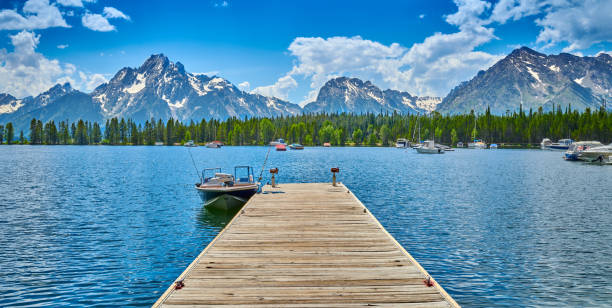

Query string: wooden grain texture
[153,183,460,308]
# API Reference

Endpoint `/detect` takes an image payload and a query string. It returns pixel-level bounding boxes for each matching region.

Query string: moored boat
[395,138,409,148]
[564,141,603,161]
[195,166,258,211]
[323,142,331,147]
[456,141,464,148]
[416,140,444,154]
[577,143,612,163]
[541,138,573,151]
[467,139,487,149]
[490,143,498,149]
[269,138,286,146]
[206,142,220,148]
[289,143,304,150]
[184,140,197,147]
[276,144,287,151]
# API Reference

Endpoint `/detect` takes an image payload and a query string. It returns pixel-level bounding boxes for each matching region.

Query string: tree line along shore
[1,106,611,147]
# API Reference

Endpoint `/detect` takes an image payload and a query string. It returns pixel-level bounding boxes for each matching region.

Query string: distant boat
[206,142,220,148]
[416,140,444,154]
[564,141,603,161]
[275,144,287,151]
[289,143,304,150]
[154,141,164,146]
[395,138,408,148]
[456,141,464,148]
[269,139,286,146]
[490,143,498,149]
[577,143,612,163]
[184,140,197,147]
[541,138,573,151]
[323,142,331,147]
[195,166,258,211]
[467,139,487,149]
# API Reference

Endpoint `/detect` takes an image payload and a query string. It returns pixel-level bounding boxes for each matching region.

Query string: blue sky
[1,0,611,104]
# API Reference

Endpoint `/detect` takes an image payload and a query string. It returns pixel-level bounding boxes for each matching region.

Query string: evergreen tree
[5,123,13,144]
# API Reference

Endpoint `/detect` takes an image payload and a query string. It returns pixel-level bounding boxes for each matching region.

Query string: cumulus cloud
[0,31,107,98]
[57,44,69,49]
[82,7,129,31]
[103,7,130,20]
[536,0,612,51]
[0,0,69,30]
[252,75,297,101]
[56,0,84,7]
[81,13,114,31]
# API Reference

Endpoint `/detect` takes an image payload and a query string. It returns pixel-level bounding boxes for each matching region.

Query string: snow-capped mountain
[0,54,302,131]
[303,77,441,114]
[91,54,301,122]
[437,47,612,114]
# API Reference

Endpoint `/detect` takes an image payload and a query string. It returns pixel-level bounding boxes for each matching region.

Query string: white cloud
[419,14,425,19]
[536,0,612,51]
[0,0,69,30]
[78,71,107,91]
[56,0,84,7]
[57,44,68,49]
[103,7,130,20]
[252,75,297,101]
[489,0,541,24]
[82,13,114,31]
[213,1,229,7]
[0,31,107,98]
[237,81,250,91]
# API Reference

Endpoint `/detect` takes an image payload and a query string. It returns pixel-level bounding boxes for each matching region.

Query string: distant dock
[153,183,460,307]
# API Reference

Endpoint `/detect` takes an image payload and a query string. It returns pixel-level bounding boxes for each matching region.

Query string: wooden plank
[153,183,460,307]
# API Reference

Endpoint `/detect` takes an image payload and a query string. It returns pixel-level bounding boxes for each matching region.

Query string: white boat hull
[416,147,444,154]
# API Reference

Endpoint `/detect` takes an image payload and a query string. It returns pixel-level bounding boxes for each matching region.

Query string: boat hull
[416,147,444,154]
[196,185,258,211]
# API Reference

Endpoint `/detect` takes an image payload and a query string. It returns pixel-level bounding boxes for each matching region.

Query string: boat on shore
[276,144,287,151]
[195,166,258,211]
[184,140,197,147]
[289,143,304,150]
[269,139,286,146]
[416,140,444,154]
[564,141,603,160]
[456,141,464,148]
[395,138,409,148]
[468,139,487,149]
[323,142,331,147]
[578,143,612,163]
[490,143,498,149]
[541,138,573,151]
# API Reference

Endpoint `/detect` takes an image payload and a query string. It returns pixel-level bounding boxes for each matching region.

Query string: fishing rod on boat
[257,145,273,185]
[187,147,202,183]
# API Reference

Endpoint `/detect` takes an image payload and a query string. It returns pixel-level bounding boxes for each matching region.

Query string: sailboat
[467,116,487,149]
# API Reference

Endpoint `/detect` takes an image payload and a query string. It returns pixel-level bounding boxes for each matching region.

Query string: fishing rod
[187,147,202,183]
[257,145,273,184]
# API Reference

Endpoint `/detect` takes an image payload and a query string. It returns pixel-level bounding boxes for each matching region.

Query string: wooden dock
[153,183,460,307]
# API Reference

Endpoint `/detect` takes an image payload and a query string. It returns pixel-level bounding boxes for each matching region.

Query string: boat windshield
[235,166,254,184]
[202,168,222,183]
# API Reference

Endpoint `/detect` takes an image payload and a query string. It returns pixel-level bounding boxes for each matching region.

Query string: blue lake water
[1,146,611,307]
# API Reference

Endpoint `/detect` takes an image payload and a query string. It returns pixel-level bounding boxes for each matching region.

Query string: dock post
[270,168,278,187]
[331,167,339,186]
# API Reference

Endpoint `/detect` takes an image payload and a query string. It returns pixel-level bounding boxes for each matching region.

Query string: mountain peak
[509,46,543,58]
[140,53,170,72]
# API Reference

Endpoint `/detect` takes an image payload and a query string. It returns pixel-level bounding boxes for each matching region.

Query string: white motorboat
[395,138,409,148]
[467,139,487,149]
[564,141,603,161]
[577,143,612,163]
[541,138,573,151]
[416,140,444,154]
[269,138,286,146]
[184,140,197,147]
